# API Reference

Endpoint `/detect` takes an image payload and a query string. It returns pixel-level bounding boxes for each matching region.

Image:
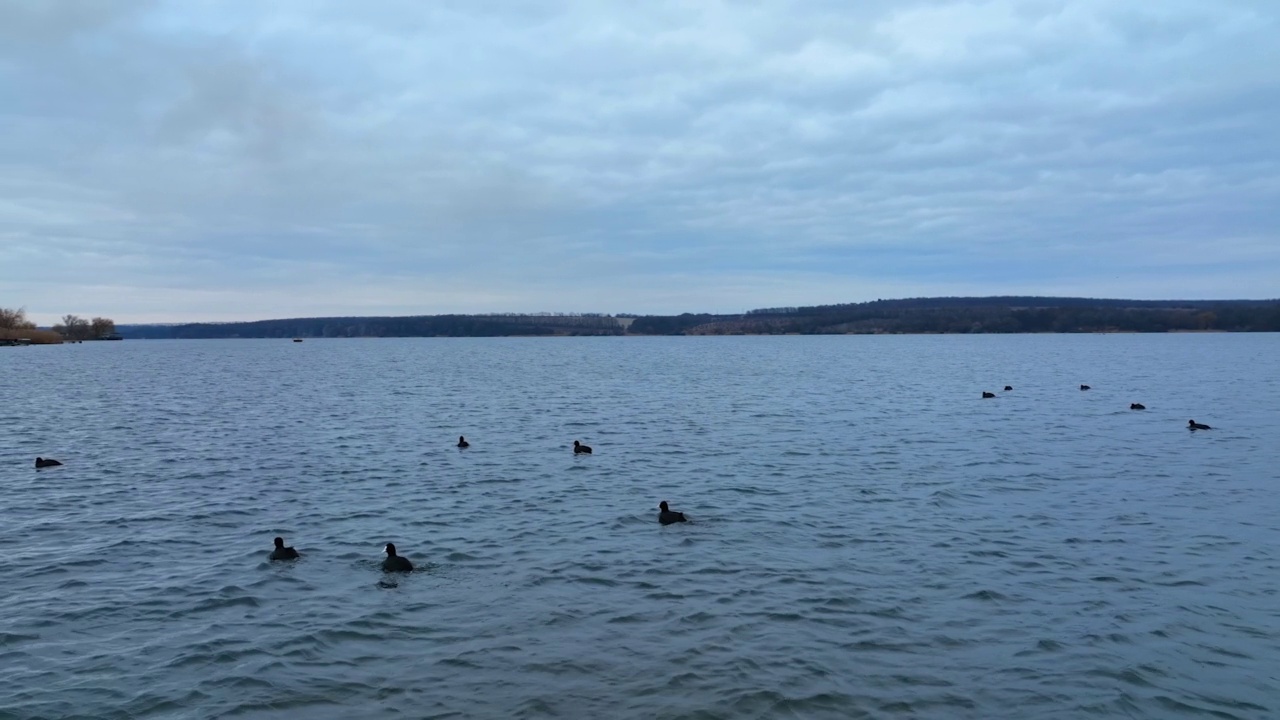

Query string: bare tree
[1,306,37,330]
[61,314,79,337]
[91,317,116,339]
[59,314,91,341]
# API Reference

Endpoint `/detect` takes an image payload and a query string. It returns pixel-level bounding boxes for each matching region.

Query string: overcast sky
[2,0,1277,323]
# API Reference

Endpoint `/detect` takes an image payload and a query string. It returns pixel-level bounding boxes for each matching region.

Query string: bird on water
[1188,419,1212,431]
[982,392,996,398]
[1080,385,1091,391]
[382,543,414,572]
[457,436,469,448]
[34,457,62,468]
[658,501,688,525]
[573,440,592,454]
[1130,403,1146,410]
[1004,386,1013,391]
[270,537,300,561]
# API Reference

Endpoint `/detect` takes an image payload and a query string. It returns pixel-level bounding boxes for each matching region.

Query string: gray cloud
[1,0,1277,323]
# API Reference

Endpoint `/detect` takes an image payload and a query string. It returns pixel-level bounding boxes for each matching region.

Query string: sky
[2,0,1278,324]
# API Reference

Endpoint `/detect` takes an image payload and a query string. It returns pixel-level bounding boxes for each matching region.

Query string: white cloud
[1,0,1276,323]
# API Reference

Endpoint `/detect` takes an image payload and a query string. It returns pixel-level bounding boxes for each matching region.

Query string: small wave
[0,632,38,646]
[1153,695,1255,719]
[182,595,261,615]
[1088,667,1155,687]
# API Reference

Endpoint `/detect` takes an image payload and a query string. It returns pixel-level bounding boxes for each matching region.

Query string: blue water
[2,335,1278,719]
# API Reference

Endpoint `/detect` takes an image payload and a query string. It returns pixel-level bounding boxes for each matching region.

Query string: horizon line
[100,294,1280,327]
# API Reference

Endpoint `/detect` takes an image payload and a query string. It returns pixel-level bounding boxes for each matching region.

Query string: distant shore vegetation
[114,297,1280,339]
[1,307,117,344]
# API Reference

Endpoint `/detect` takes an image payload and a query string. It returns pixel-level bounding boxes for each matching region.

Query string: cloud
[1,0,1277,323]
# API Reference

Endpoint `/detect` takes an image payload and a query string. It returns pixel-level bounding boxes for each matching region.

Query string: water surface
[2,335,1278,719]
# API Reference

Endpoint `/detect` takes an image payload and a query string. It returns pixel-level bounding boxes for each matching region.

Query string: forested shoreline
[114,297,1280,339]
[1,308,117,344]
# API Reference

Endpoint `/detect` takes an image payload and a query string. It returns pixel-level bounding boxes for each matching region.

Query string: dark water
[2,335,1278,719]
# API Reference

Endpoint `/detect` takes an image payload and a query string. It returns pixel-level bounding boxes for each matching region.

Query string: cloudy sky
[2,0,1277,323]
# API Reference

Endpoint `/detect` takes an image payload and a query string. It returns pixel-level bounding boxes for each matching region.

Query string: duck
[34,457,62,468]
[457,435,469,448]
[1188,419,1211,431]
[1004,386,1013,391]
[270,536,300,561]
[573,440,592,454]
[1130,403,1146,410]
[658,501,688,525]
[1080,385,1091,391]
[382,543,414,572]
[982,392,996,398]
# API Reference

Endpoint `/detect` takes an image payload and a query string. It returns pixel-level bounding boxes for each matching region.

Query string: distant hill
[116,297,1280,339]
[707,296,1280,335]
[118,313,631,339]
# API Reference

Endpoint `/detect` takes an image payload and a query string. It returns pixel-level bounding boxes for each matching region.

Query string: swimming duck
[1080,385,1091,391]
[270,537,300,561]
[382,543,414,572]
[982,392,996,398]
[658,501,687,525]
[457,436,469,448]
[34,457,62,468]
[1188,419,1211,431]
[1130,403,1146,410]
[1004,386,1013,391]
[573,440,592,454]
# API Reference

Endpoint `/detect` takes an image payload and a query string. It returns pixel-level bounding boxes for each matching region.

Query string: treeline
[120,314,629,339]
[52,314,117,341]
[1,307,117,344]
[745,296,1277,314]
[626,314,726,335]
[114,298,1280,339]
[691,300,1280,334]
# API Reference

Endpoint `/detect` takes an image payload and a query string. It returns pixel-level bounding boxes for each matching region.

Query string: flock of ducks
[265,437,684,571]
[33,385,1217,572]
[33,438,688,573]
[267,537,416,571]
[981,385,1213,431]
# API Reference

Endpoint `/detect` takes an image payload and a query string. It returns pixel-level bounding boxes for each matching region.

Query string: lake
[2,335,1278,719]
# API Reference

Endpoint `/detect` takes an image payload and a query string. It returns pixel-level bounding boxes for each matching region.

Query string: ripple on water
[1,335,1279,718]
